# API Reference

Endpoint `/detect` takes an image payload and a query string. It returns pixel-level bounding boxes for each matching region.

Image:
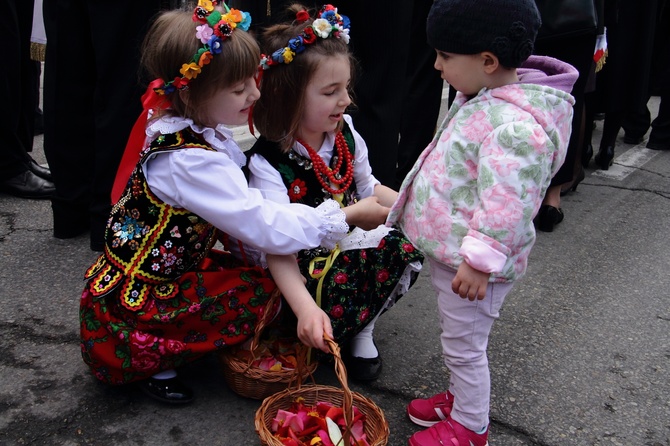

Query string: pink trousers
[429,260,514,432]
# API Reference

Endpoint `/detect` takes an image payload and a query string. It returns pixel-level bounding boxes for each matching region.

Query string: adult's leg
[0,0,35,178]
[43,0,95,235]
[395,0,443,190]
[336,0,410,187]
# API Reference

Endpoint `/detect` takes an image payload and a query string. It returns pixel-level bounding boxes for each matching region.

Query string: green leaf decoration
[277,164,295,182]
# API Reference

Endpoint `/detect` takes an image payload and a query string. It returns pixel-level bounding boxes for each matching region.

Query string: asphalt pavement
[1,95,669,446]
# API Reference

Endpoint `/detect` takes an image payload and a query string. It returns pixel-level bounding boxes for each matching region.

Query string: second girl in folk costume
[248,4,423,381]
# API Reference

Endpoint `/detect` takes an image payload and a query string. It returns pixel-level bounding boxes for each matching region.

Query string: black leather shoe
[137,377,194,405]
[594,146,614,170]
[646,140,670,151]
[28,159,52,181]
[0,170,55,199]
[534,205,564,233]
[343,348,383,382]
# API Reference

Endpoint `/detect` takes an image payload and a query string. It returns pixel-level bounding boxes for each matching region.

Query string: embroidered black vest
[84,129,218,311]
[247,123,358,208]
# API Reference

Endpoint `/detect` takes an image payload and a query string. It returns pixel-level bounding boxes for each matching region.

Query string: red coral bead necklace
[298,132,354,195]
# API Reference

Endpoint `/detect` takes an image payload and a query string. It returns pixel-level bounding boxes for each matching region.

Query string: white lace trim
[145,115,247,168]
[338,225,391,252]
[315,199,349,249]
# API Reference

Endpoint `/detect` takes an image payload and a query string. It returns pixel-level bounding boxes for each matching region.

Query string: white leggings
[429,260,514,432]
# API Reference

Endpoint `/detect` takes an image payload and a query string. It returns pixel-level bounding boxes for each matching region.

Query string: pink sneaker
[408,417,488,446]
[407,391,454,427]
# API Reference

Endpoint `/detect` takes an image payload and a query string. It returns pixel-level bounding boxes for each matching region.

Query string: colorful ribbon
[308,245,341,309]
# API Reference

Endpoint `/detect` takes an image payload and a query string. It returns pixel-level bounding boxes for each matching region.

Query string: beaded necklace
[297,132,354,195]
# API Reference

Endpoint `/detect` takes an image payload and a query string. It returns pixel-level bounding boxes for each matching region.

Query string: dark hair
[141,9,260,126]
[253,3,355,151]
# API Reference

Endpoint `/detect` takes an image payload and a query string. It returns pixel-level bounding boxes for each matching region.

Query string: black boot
[594,146,614,170]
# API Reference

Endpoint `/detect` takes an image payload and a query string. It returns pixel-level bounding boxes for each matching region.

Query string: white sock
[152,369,177,380]
[349,319,379,359]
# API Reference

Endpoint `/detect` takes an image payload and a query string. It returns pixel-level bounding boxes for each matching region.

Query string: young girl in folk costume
[247,4,423,381]
[79,1,389,405]
[387,0,578,444]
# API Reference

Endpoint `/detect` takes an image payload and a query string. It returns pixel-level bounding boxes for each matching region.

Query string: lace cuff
[315,199,349,249]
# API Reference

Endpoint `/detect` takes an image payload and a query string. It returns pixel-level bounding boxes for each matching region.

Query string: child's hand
[452,262,490,300]
[294,306,334,353]
[343,196,389,230]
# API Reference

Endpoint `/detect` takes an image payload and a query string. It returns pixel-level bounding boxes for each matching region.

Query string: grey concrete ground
[1,95,669,446]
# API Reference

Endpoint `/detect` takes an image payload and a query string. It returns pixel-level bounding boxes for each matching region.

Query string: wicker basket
[219,290,318,400]
[255,336,389,446]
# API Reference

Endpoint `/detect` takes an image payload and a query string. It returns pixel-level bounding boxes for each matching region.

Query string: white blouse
[141,115,349,257]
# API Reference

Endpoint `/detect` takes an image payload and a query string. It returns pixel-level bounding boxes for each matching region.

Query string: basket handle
[324,334,353,446]
[247,288,282,356]
[244,289,313,387]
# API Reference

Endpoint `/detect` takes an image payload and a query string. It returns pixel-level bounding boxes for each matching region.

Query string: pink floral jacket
[388,57,578,282]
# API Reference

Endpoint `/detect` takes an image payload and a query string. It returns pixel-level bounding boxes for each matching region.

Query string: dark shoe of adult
[534,205,564,233]
[137,377,194,405]
[0,170,55,199]
[623,134,644,145]
[646,140,670,151]
[28,158,53,181]
[342,348,383,382]
[594,146,614,170]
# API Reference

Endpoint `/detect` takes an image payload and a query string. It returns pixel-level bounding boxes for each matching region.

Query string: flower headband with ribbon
[259,4,350,69]
[111,1,252,203]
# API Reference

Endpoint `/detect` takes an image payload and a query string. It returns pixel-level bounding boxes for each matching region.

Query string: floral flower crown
[154,0,252,95]
[259,4,350,69]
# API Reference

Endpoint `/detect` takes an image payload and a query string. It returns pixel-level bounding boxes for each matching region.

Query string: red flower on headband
[193,6,209,22]
[296,10,309,22]
[173,76,190,90]
[214,20,234,38]
[302,27,317,44]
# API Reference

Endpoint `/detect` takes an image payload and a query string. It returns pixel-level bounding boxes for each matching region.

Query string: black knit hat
[426,0,541,68]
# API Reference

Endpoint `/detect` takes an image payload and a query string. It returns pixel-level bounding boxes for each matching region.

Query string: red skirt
[79,250,277,385]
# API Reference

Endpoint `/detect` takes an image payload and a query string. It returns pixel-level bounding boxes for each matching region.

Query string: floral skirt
[79,250,277,385]
[297,228,423,343]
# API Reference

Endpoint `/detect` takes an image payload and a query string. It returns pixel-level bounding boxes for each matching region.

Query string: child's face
[434,51,486,96]
[299,54,352,143]
[202,76,260,127]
